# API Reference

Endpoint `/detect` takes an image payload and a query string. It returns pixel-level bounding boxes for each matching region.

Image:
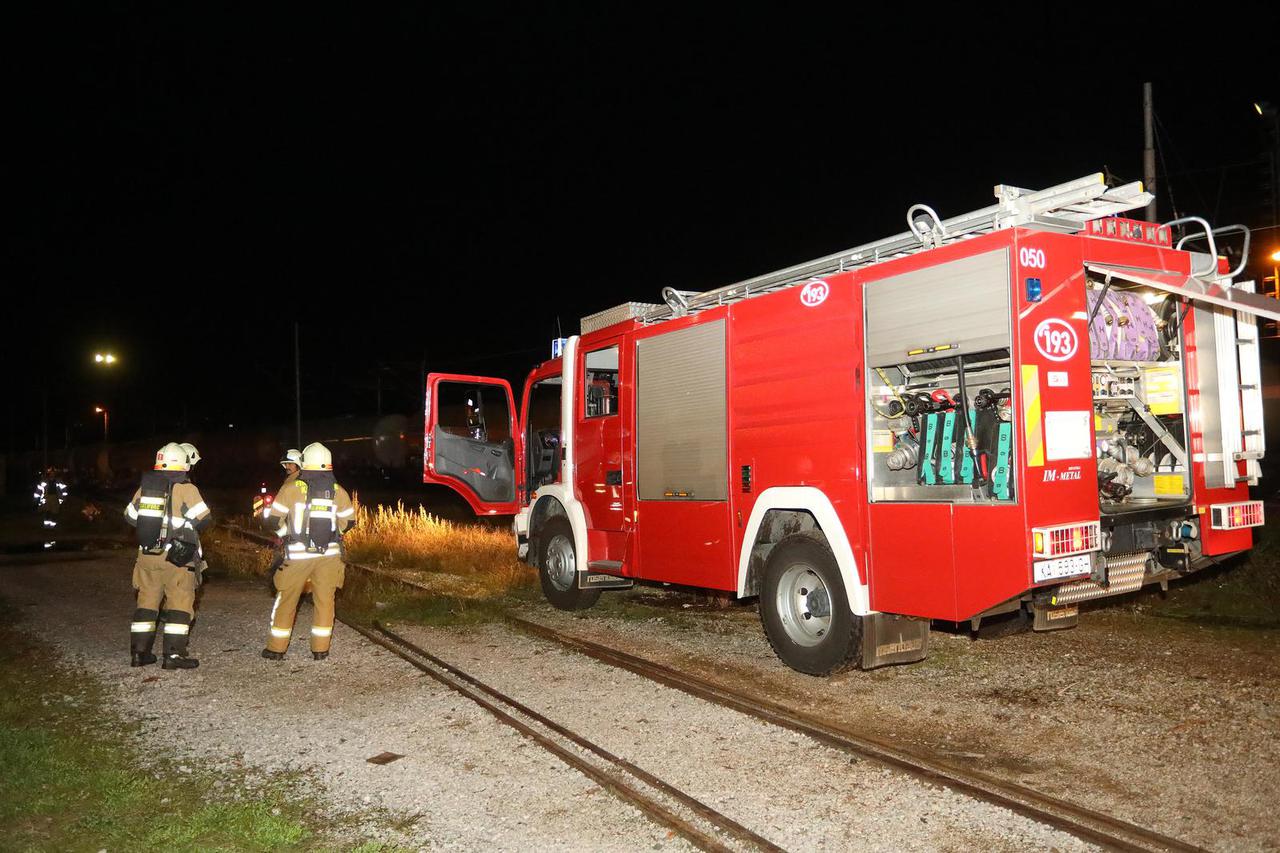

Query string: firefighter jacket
[35,478,67,508]
[258,470,299,521]
[267,473,355,561]
[124,473,212,554]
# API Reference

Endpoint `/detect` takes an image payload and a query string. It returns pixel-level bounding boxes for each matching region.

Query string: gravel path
[1,553,1095,851]
[0,554,685,851]
[386,622,1094,852]
[527,590,1280,852]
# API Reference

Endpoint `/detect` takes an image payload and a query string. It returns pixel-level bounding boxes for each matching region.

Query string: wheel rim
[544,533,576,592]
[775,562,833,647]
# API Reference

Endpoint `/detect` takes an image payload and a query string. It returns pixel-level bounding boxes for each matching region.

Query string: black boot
[261,649,285,661]
[130,607,159,666]
[312,651,328,661]
[159,610,196,670]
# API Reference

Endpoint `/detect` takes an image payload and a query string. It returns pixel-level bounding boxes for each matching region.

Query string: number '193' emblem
[800,279,829,307]
[1034,318,1078,362]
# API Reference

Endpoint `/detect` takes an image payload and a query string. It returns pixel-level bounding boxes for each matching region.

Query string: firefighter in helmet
[123,442,211,669]
[262,442,356,660]
[35,467,68,529]
[258,448,305,588]
[280,448,302,482]
[255,449,301,523]
[179,443,210,578]
[180,442,201,468]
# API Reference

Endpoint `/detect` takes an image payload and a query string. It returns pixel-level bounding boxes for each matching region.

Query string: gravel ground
[387,622,1093,852]
[526,588,1280,852]
[0,554,685,851]
[1,554,1095,851]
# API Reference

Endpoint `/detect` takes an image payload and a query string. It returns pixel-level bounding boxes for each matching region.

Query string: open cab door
[424,373,522,516]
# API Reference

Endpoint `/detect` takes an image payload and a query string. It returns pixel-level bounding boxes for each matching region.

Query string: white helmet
[180,442,201,466]
[280,448,303,468]
[154,442,191,471]
[301,442,332,471]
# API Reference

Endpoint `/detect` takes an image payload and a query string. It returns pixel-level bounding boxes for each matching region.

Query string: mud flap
[1032,603,1079,631]
[578,571,634,590]
[860,613,929,669]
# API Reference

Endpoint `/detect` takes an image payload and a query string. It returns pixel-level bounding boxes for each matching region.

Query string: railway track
[222,526,1205,852]
[341,618,781,853]
[505,615,1206,853]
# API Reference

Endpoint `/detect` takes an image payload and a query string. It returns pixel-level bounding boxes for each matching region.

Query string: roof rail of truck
[584,174,1154,333]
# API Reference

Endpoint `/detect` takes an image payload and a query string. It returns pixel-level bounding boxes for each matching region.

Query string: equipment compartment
[867,351,1015,504]
[863,248,1015,505]
[1086,274,1191,516]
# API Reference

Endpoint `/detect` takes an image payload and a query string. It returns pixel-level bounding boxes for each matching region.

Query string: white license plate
[1034,553,1093,583]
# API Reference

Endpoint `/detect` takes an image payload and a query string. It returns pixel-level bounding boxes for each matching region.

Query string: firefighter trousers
[267,554,345,654]
[131,552,196,657]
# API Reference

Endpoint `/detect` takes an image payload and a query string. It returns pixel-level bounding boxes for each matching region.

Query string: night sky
[8,7,1278,450]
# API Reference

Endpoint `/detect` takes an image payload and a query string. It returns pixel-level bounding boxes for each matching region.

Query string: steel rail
[219,527,1202,852]
[362,620,783,853]
[506,616,1206,853]
[221,530,765,849]
[335,620,739,852]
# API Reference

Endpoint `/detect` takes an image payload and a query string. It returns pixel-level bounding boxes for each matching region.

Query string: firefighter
[280,448,302,483]
[35,467,68,529]
[256,449,301,523]
[123,442,211,669]
[260,448,304,589]
[179,443,210,577]
[262,442,355,661]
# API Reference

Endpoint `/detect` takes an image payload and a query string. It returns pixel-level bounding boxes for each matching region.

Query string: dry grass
[203,533,276,580]
[342,501,533,599]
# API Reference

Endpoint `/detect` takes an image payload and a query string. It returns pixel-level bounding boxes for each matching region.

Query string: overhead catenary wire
[1153,111,1185,222]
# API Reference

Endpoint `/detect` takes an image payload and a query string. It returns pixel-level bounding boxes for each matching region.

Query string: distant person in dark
[123,442,211,670]
[34,467,68,529]
[261,442,356,661]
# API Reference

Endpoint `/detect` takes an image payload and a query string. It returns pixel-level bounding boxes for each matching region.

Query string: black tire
[536,516,601,611]
[760,534,862,676]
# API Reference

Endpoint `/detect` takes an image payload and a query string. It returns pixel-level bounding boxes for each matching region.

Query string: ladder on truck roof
[635,173,1152,325]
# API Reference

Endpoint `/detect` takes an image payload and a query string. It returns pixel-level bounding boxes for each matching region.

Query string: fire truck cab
[424,173,1277,675]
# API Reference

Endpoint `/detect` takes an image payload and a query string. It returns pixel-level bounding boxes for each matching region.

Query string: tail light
[1209,501,1264,530]
[1032,521,1102,559]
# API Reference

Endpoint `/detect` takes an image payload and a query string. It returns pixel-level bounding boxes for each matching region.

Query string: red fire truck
[423,173,1277,675]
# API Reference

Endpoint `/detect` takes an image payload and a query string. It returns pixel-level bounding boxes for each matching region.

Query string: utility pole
[1143,82,1157,222]
[41,388,48,469]
[294,322,302,448]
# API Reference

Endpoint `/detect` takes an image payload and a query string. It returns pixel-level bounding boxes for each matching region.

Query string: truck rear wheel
[537,516,601,611]
[760,535,862,675]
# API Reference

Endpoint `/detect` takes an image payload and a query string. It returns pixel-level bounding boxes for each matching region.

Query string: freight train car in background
[4,414,421,497]
[424,173,1279,676]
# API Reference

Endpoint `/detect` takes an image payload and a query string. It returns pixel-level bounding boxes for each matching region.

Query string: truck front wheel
[760,534,862,675]
[537,516,601,611]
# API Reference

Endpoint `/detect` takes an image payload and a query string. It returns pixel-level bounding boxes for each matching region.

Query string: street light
[94,352,117,365]
[94,406,109,441]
